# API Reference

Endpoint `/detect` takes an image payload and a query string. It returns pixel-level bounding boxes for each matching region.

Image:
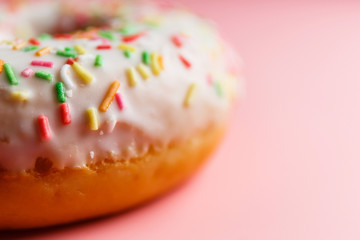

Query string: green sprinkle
[142,51,151,65]
[3,63,18,85]
[124,50,131,58]
[99,31,115,41]
[94,54,103,67]
[64,47,74,52]
[214,81,223,97]
[23,45,39,52]
[35,71,53,81]
[55,82,66,103]
[120,25,138,36]
[38,33,52,41]
[56,50,77,58]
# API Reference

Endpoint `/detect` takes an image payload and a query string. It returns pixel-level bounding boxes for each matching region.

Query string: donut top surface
[0,1,240,171]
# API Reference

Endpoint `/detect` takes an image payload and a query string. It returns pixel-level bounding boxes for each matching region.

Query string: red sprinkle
[171,35,182,47]
[28,38,40,46]
[115,92,124,110]
[66,58,75,65]
[96,44,112,50]
[38,115,51,141]
[179,54,191,68]
[60,103,71,125]
[31,60,53,68]
[122,32,146,43]
[53,33,73,39]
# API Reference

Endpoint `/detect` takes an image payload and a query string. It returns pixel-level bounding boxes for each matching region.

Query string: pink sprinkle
[179,54,191,68]
[207,74,213,85]
[21,68,34,78]
[115,92,124,110]
[31,60,53,68]
[38,115,52,141]
[171,35,182,47]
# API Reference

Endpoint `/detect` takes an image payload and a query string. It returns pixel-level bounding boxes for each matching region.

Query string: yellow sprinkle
[86,107,99,131]
[35,47,52,57]
[158,55,164,70]
[12,41,27,50]
[184,83,197,107]
[99,80,120,112]
[126,67,137,87]
[11,91,28,102]
[2,40,13,45]
[72,62,94,84]
[151,53,161,76]
[136,64,150,80]
[118,44,136,52]
[74,44,87,55]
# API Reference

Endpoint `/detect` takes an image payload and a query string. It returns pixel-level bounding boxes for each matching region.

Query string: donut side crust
[0,124,226,229]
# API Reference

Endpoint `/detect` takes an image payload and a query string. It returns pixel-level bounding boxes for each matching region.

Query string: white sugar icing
[0,0,241,171]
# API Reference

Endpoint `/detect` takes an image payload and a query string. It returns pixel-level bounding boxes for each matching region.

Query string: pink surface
[3,0,360,239]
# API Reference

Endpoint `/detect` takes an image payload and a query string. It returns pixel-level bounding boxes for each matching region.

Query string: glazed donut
[0,0,241,229]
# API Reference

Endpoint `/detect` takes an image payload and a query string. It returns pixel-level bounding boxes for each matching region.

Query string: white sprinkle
[99,130,104,136]
[60,64,75,89]
[105,118,117,133]
[65,90,73,98]
[89,151,94,159]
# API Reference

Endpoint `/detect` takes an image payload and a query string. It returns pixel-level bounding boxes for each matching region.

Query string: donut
[0,0,241,229]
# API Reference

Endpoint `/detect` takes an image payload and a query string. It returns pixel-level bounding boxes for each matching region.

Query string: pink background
[3,0,360,239]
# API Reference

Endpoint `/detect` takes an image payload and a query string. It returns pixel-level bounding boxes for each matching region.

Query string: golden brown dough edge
[0,124,226,229]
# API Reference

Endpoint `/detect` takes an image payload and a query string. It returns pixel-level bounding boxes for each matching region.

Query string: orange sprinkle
[99,80,121,112]
[0,59,4,73]
[12,41,27,50]
[158,55,164,70]
[35,47,52,57]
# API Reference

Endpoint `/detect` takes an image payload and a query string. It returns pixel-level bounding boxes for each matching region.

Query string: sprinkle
[124,50,131,58]
[126,67,137,87]
[136,64,150,80]
[35,71,53,81]
[66,58,75,65]
[55,82,66,103]
[0,59,4,73]
[28,38,40,46]
[38,33,52,40]
[64,47,74,52]
[23,45,38,52]
[99,80,120,112]
[3,63,18,85]
[120,25,138,35]
[142,51,151,65]
[56,50,77,58]
[74,44,87,55]
[86,107,99,131]
[118,44,136,52]
[214,81,223,97]
[151,53,161,76]
[60,103,71,125]
[171,35,183,47]
[31,60,53,68]
[122,32,145,42]
[158,55,164,70]
[179,54,191,68]
[99,31,115,41]
[21,68,34,77]
[38,115,52,141]
[35,47,52,57]
[11,91,28,102]
[115,92,124,110]
[60,64,75,89]
[12,41,26,50]
[72,62,93,84]
[53,33,72,39]
[94,54,103,67]
[105,118,116,133]
[96,44,112,50]
[184,83,197,107]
